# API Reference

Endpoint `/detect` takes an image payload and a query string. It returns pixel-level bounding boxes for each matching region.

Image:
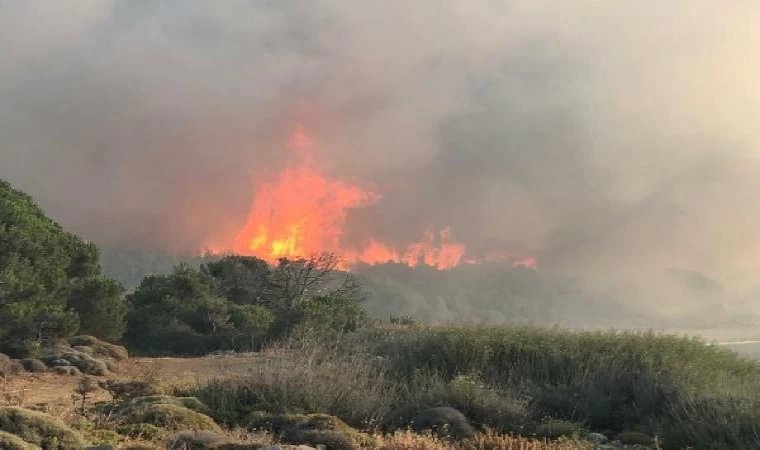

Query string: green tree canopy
[0,179,126,353]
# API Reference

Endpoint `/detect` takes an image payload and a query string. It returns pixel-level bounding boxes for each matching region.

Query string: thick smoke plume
[2,2,760,297]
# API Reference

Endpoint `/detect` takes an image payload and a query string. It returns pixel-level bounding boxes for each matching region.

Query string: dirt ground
[1,353,265,411]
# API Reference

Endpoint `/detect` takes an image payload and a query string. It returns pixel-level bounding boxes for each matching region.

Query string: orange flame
[210,123,535,271]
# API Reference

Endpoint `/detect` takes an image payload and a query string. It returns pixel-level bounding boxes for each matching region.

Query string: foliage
[67,278,126,342]
[187,338,396,428]
[125,264,232,355]
[19,358,47,373]
[0,430,39,450]
[0,179,126,351]
[73,376,99,415]
[535,420,583,440]
[0,407,87,449]
[125,255,364,355]
[0,354,24,377]
[409,407,476,439]
[294,296,369,335]
[246,412,371,450]
[67,335,129,361]
[109,396,220,434]
[201,256,271,305]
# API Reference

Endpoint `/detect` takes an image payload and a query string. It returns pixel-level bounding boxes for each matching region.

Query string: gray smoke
[2,1,760,299]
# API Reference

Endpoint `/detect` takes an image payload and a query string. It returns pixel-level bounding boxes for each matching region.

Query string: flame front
[211,123,534,271]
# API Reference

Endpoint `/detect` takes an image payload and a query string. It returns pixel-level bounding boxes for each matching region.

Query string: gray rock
[587,432,608,444]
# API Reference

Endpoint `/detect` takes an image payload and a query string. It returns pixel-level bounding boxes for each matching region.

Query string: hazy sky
[2,1,760,286]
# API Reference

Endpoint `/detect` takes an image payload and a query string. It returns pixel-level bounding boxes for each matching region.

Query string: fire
[212,123,535,271]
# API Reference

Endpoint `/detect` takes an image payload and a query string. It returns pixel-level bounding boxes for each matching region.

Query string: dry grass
[374,430,593,450]
[189,338,397,427]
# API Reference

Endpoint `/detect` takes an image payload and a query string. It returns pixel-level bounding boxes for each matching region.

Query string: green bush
[20,359,47,373]
[166,431,236,449]
[294,296,368,335]
[535,419,583,439]
[360,326,760,434]
[116,397,219,432]
[0,407,87,449]
[246,412,370,450]
[0,430,39,450]
[397,374,530,434]
[67,335,129,361]
[115,423,163,440]
[613,431,653,446]
[126,264,278,356]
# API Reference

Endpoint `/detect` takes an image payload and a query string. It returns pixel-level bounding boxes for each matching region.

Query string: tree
[201,255,271,305]
[126,264,218,354]
[264,253,365,311]
[0,179,125,354]
[125,263,277,355]
[295,296,369,334]
[229,304,275,350]
[68,277,127,342]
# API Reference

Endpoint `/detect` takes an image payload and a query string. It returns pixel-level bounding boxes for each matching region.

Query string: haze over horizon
[2,2,760,300]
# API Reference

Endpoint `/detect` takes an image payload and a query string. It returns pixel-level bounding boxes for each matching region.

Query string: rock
[587,432,608,444]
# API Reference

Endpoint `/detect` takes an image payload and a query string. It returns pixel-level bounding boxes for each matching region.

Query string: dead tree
[262,253,365,311]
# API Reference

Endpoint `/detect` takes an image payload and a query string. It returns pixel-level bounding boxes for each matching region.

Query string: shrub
[167,431,235,449]
[0,354,25,377]
[118,401,220,432]
[189,339,394,427]
[0,407,87,449]
[67,335,129,361]
[20,359,47,373]
[52,366,81,376]
[124,395,210,414]
[535,420,582,439]
[246,412,371,449]
[410,407,476,440]
[613,431,653,446]
[294,296,368,335]
[292,429,357,450]
[59,350,109,376]
[115,423,163,440]
[396,374,530,434]
[359,326,760,437]
[0,430,39,450]
[99,380,160,402]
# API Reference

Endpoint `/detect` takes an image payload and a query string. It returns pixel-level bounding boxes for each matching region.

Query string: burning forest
[206,122,536,271]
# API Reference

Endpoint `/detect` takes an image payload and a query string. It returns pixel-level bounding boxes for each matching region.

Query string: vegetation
[0,179,126,355]
[0,407,87,449]
[185,327,760,449]
[8,177,760,449]
[125,255,366,355]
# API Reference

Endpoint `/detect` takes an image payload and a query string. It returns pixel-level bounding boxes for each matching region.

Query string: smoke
[2,1,760,293]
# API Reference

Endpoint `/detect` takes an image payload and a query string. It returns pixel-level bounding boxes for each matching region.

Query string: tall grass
[187,335,396,428]
[189,325,760,449]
